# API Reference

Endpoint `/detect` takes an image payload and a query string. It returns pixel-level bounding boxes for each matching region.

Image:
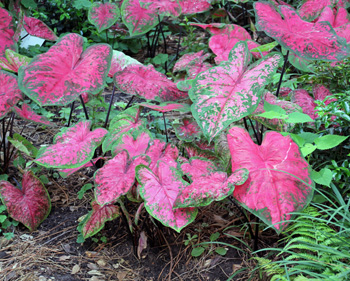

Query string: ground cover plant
[0,0,350,280]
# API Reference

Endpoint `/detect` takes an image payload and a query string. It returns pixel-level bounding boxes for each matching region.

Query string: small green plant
[0,203,19,239]
[186,232,228,257]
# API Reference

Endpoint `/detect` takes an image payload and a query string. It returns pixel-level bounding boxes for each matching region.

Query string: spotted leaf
[108,50,141,78]
[82,201,120,238]
[23,15,58,41]
[255,2,350,61]
[178,0,212,15]
[136,161,197,232]
[95,151,150,206]
[139,102,191,113]
[0,7,16,58]
[0,49,31,73]
[58,157,103,178]
[173,50,211,73]
[0,171,51,232]
[145,139,178,171]
[113,131,151,158]
[189,41,282,142]
[173,117,202,142]
[35,121,108,169]
[298,0,333,21]
[19,33,112,106]
[228,127,313,232]
[114,64,188,101]
[88,2,120,33]
[0,70,23,118]
[13,103,53,126]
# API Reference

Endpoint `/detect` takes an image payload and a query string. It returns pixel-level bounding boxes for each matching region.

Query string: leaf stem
[276,50,289,97]
[158,15,168,73]
[163,113,168,142]
[124,95,135,110]
[67,101,75,127]
[104,85,116,128]
[79,95,89,120]
[253,220,259,252]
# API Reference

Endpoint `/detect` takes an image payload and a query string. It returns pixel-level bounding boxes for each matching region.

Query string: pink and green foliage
[186,61,212,79]
[19,33,112,106]
[95,151,150,206]
[145,139,178,171]
[82,201,120,238]
[113,131,151,158]
[138,102,191,113]
[178,0,212,15]
[227,127,314,232]
[0,171,51,232]
[0,70,23,118]
[254,2,350,61]
[173,50,211,73]
[59,157,102,178]
[252,92,302,131]
[173,117,202,142]
[174,158,249,208]
[289,86,336,120]
[269,0,292,7]
[13,103,53,126]
[136,161,198,232]
[114,64,188,101]
[35,121,108,169]
[121,0,181,36]
[102,106,147,153]
[23,15,58,41]
[88,2,120,33]
[298,0,332,21]
[183,141,217,161]
[0,7,16,58]
[108,50,141,78]
[189,41,282,142]
[0,49,31,73]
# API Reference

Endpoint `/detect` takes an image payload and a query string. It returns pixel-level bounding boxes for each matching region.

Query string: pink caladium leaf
[35,121,108,169]
[82,201,120,238]
[173,117,202,142]
[174,158,249,208]
[95,151,150,205]
[113,131,151,158]
[88,2,120,33]
[269,0,292,7]
[136,161,197,232]
[58,157,103,178]
[102,106,147,153]
[0,49,31,73]
[23,15,58,41]
[145,139,178,171]
[178,0,212,15]
[228,127,313,232]
[335,23,350,42]
[289,89,318,119]
[114,64,188,101]
[0,171,51,232]
[316,6,350,28]
[190,22,228,35]
[313,84,336,104]
[13,103,53,126]
[173,50,211,73]
[255,2,350,61]
[108,50,141,78]
[0,70,23,118]
[183,141,217,161]
[187,61,213,79]
[0,7,17,58]
[138,102,191,113]
[19,33,112,106]
[189,41,282,142]
[298,0,333,21]
[121,0,181,36]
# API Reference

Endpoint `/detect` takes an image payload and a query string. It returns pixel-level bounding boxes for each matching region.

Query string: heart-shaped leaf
[298,0,332,21]
[35,121,108,169]
[173,50,211,73]
[108,50,141,78]
[23,15,58,41]
[95,151,150,205]
[19,33,112,106]
[173,117,202,142]
[88,2,120,33]
[174,158,249,208]
[178,0,212,15]
[145,139,178,171]
[189,41,282,141]
[227,127,313,232]
[0,70,23,118]
[0,49,31,73]
[183,141,217,161]
[114,64,188,101]
[0,171,51,232]
[82,201,120,238]
[255,2,350,61]
[139,102,191,113]
[8,133,38,158]
[13,103,53,126]
[316,6,350,28]
[113,131,151,158]
[0,7,16,58]
[121,0,181,36]
[136,161,197,232]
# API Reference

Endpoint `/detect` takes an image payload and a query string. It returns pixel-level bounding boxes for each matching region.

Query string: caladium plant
[88,2,120,33]
[173,117,202,142]
[0,171,51,232]
[227,127,314,232]
[0,49,31,73]
[23,15,58,41]
[19,33,112,106]
[189,41,282,141]
[0,7,16,58]
[0,70,23,118]
[13,103,53,126]
[178,0,212,15]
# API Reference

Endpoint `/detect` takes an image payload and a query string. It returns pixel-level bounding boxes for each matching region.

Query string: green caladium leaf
[189,41,282,142]
[8,133,38,158]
